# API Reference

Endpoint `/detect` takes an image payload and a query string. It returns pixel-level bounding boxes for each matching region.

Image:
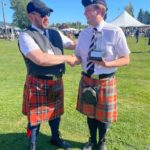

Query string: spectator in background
[135,28,139,43]
[147,28,150,45]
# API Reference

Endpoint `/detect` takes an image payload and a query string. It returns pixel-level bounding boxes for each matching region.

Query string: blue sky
[0,0,150,25]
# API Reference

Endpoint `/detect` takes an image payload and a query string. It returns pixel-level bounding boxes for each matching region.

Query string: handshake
[65,54,80,67]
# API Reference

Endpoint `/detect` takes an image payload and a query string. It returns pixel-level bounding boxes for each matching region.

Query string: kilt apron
[22,76,64,126]
[76,75,117,123]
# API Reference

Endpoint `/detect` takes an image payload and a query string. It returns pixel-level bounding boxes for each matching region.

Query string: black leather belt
[82,71,115,80]
[30,74,62,80]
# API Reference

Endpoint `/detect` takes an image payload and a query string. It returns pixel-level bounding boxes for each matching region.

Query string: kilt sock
[97,121,110,143]
[27,123,40,145]
[49,117,61,140]
[87,117,98,143]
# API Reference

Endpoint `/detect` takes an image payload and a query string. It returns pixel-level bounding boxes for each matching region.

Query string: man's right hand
[66,55,80,67]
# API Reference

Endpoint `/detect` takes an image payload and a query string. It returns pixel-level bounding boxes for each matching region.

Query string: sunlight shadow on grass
[0,133,84,150]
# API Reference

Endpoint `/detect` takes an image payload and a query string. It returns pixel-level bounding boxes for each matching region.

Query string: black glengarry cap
[82,0,107,9]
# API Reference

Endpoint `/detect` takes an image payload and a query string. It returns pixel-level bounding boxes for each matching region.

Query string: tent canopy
[110,11,147,27]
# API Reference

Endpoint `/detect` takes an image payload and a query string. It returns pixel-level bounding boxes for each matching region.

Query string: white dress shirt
[75,21,130,74]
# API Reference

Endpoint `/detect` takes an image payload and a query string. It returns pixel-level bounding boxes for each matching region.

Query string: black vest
[19,27,65,76]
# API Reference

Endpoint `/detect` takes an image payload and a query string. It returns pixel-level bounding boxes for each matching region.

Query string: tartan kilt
[22,75,64,126]
[76,75,117,123]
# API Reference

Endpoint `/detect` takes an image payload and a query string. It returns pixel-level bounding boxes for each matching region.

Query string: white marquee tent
[110,11,147,27]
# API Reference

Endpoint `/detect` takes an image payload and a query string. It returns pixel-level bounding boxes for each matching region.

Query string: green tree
[10,0,30,29]
[144,11,150,24]
[137,9,144,23]
[137,9,150,24]
[124,2,134,17]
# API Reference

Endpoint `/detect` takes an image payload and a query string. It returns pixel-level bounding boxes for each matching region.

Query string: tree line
[137,9,150,24]
[125,2,150,24]
[9,0,150,29]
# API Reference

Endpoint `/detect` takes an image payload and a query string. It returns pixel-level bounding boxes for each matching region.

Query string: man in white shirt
[74,0,130,150]
[18,0,76,150]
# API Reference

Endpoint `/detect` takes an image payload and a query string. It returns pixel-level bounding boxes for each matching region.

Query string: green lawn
[0,37,150,150]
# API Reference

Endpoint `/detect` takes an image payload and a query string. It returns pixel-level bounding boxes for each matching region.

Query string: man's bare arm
[26,49,77,66]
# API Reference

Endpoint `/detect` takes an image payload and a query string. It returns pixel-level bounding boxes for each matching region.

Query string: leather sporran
[81,86,99,105]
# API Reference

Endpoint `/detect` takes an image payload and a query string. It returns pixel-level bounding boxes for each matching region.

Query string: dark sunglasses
[32,12,50,18]
[40,12,50,18]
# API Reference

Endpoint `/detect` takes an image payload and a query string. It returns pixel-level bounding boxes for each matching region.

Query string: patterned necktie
[86,28,97,76]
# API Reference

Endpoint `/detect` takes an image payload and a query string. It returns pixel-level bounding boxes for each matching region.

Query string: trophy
[88,49,104,61]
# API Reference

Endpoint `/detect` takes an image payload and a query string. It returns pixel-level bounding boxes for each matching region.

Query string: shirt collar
[31,24,44,34]
[94,20,105,32]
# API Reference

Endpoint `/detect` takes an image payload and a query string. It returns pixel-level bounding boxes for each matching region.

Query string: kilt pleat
[76,75,117,122]
[22,76,64,126]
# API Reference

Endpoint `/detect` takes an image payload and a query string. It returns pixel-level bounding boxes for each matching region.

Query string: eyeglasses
[40,12,50,18]
[32,12,50,18]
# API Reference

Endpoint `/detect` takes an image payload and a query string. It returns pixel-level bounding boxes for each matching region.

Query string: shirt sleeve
[115,27,130,57]
[18,32,40,56]
[75,33,82,57]
[57,30,74,48]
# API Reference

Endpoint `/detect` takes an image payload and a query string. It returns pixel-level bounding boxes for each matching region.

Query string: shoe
[83,138,97,150]
[50,138,71,150]
[27,143,36,150]
[97,141,107,150]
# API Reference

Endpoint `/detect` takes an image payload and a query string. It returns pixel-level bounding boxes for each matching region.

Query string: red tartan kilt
[76,75,117,123]
[22,76,64,126]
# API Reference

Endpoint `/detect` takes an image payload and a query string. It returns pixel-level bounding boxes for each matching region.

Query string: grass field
[0,37,150,150]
